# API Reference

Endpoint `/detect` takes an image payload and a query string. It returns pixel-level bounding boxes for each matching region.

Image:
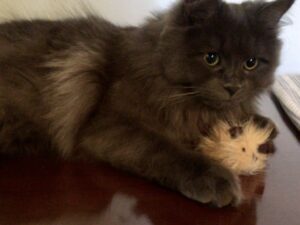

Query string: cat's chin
[197,99,243,110]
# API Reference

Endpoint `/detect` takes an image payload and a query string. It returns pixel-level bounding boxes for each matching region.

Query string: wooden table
[0,94,299,225]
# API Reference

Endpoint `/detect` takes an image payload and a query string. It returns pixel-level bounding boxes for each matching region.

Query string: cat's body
[0,0,295,207]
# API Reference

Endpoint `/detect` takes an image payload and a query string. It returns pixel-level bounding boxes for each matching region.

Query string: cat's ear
[169,0,221,27]
[258,0,295,27]
[184,0,221,25]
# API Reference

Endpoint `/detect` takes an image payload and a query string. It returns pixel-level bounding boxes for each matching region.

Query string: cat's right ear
[168,0,221,27]
[257,0,295,28]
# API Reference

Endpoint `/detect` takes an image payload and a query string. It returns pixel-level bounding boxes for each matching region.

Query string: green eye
[244,57,258,71]
[204,52,220,67]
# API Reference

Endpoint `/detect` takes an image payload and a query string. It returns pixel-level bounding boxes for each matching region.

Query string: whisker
[167,91,201,99]
[168,86,198,90]
[159,97,189,111]
[157,87,213,112]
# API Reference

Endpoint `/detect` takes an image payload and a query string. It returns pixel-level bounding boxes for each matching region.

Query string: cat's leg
[80,118,242,207]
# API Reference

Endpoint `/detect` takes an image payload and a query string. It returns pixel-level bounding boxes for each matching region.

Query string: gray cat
[0,0,294,207]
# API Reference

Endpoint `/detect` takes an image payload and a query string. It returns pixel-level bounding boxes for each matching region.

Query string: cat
[0,0,294,207]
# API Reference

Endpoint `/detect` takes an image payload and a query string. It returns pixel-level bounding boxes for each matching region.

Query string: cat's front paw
[179,164,242,207]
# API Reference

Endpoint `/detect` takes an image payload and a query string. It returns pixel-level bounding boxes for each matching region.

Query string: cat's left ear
[168,0,221,27]
[258,0,295,27]
[183,0,221,25]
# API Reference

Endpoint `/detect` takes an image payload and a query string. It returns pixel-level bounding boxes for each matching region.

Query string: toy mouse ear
[258,141,276,154]
[229,126,243,139]
[257,0,295,28]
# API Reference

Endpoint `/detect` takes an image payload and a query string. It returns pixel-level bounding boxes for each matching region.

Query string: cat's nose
[224,86,240,97]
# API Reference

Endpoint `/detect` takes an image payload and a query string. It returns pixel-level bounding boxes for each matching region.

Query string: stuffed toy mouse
[198,117,277,175]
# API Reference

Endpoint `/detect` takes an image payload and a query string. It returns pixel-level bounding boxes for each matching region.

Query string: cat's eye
[204,53,220,67]
[244,57,258,71]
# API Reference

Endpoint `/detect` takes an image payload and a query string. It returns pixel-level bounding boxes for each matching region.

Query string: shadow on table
[0,156,266,225]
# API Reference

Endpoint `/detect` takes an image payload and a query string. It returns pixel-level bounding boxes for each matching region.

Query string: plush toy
[198,118,276,175]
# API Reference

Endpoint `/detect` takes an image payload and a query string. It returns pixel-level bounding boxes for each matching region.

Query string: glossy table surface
[0,94,299,225]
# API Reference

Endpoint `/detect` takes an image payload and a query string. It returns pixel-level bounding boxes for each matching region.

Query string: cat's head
[159,0,295,109]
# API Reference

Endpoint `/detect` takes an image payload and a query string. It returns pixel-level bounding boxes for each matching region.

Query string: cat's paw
[180,164,242,207]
